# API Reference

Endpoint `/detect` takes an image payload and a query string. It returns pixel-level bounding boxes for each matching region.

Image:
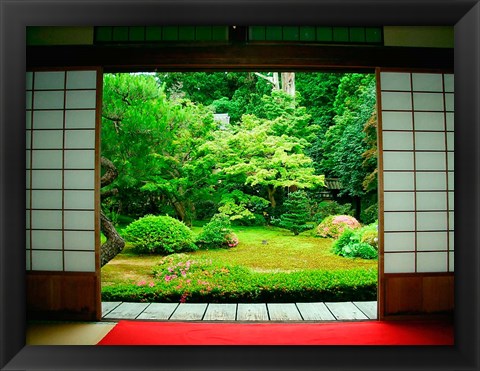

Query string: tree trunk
[281,72,295,96]
[267,186,277,208]
[100,156,125,267]
[100,210,125,267]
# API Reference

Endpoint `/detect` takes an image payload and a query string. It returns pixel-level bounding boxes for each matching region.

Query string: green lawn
[101,225,377,287]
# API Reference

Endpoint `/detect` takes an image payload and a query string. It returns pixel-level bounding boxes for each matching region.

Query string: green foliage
[217,190,269,225]
[102,253,377,303]
[360,202,378,225]
[332,222,378,259]
[278,191,312,235]
[316,215,361,239]
[123,215,197,254]
[313,200,354,223]
[195,213,239,249]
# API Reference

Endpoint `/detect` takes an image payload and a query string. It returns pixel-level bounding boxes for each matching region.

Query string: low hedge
[102,254,377,303]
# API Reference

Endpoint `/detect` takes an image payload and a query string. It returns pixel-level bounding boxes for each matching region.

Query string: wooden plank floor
[102,301,377,322]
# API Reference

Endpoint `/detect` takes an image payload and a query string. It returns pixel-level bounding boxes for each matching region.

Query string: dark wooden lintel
[27,44,453,72]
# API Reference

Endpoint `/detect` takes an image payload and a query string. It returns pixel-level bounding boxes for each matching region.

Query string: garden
[100,71,378,303]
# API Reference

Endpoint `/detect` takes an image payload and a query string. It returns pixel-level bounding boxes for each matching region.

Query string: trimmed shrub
[123,215,197,254]
[278,191,312,235]
[332,221,378,259]
[102,253,377,303]
[195,213,238,249]
[316,215,361,238]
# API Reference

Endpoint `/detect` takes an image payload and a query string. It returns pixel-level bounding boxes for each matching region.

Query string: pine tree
[279,191,311,235]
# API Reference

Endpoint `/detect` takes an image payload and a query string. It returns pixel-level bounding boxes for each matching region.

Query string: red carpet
[98,320,453,346]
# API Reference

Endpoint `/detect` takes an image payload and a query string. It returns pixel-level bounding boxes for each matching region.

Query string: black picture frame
[1,0,479,370]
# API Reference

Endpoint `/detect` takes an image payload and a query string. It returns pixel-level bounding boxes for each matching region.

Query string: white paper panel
[33,91,65,110]
[31,210,63,229]
[64,251,95,272]
[413,112,445,131]
[417,252,447,272]
[31,230,63,250]
[26,211,31,229]
[64,130,95,149]
[66,71,97,89]
[447,152,454,170]
[384,212,415,231]
[32,130,63,149]
[64,190,95,209]
[33,110,64,129]
[449,232,454,250]
[64,150,95,169]
[26,151,31,170]
[384,253,415,273]
[32,250,63,271]
[417,232,448,251]
[34,71,65,90]
[444,74,454,92]
[448,192,454,210]
[65,110,96,129]
[383,192,415,211]
[64,231,95,250]
[412,73,443,92]
[383,172,415,191]
[26,190,31,208]
[449,251,454,272]
[413,93,444,111]
[26,250,31,270]
[383,232,415,252]
[448,172,454,190]
[31,170,63,189]
[31,150,63,169]
[416,192,447,211]
[417,212,448,231]
[26,92,32,110]
[26,112,32,129]
[446,133,454,151]
[380,111,413,131]
[26,170,31,188]
[382,132,413,150]
[26,130,31,149]
[31,190,63,209]
[26,72,33,90]
[380,72,411,91]
[415,152,447,171]
[26,230,31,249]
[416,172,447,191]
[445,93,454,111]
[381,92,412,111]
[64,170,95,189]
[383,152,414,171]
[446,112,454,131]
[66,90,96,109]
[449,212,454,230]
[64,211,95,230]
[415,132,445,151]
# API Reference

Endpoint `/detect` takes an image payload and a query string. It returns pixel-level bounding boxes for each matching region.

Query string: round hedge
[316,215,361,239]
[123,215,197,254]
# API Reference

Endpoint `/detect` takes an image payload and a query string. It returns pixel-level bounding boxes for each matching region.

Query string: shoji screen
[26,69,99,273]
[380,71,454,274]
[379,71,454,316]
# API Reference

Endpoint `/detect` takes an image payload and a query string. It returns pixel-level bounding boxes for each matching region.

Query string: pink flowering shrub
[316,215,361,238]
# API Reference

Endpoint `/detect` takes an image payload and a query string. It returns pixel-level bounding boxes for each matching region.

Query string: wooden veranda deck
[102,301,377,321]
